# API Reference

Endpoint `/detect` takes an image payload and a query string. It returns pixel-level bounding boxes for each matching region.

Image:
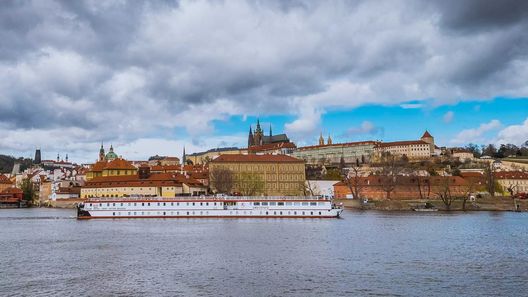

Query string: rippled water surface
[1,208,527,297]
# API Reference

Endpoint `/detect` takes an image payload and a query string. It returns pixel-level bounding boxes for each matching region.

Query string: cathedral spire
[248,126,254,147]
[319,132,325,146]
[269,124,272,137]
[327,135,333,145]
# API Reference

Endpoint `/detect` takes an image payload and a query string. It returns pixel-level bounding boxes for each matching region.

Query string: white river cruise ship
[76,196,343,219]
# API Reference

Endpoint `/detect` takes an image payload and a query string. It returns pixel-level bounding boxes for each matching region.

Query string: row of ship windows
[111,210,328,216]
[89,201,324,207]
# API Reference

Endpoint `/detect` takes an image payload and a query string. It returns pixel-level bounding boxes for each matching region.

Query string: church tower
[34,148,41,165]
[319,133,325,146]
[327,135,333,145]
[421,130,435,154]
[248,126,254,147]
[254,119,264,145]
[99,143,105,161]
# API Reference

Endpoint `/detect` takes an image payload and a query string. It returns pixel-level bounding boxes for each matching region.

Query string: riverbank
[34,197,528,212]
[335,197,528,212]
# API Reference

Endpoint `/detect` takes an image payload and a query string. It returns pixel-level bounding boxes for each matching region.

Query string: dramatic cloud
[451,120,501,144]
[1,0,528,161]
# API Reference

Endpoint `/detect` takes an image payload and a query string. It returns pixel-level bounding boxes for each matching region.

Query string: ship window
[302,211,305,215]
[213,202,216,206]
[302,202,309,206]
[310,212,313,215]
[278,202,284,206]
[310,202,317,206]
[187,212,189,215]
[280,211,282,215]
[206,202,209,206]
[265,211,268,215]
[274,211,276,215]
[294,202,300,206]
[200,202,203,206]
[177,202,179,206]
[270,202,276,206]
[163,212,166,215]
[142,203,144,206]
[148,203,151,206]
[113,212,115,216]
[134,203,137,206]
[294,211,297,215]
[112,203,116,206]
[186,202,189,206]
[170,202,173,206]
[262,202,268,206]
[157,203,160,206]
[253,202,260,206]
[128,212,131,215]
[286,202,292,206]
[134,212,137,215]
[192,202,195,206]
[319,212,322,215]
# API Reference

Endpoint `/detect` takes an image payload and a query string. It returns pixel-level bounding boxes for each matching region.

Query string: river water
[0,208,527,297]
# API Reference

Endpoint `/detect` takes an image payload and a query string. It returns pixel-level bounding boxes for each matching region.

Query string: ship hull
[77,197,343,219]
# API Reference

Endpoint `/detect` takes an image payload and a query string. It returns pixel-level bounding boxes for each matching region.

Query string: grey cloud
[1,0,528,159]
[432,0,528,32]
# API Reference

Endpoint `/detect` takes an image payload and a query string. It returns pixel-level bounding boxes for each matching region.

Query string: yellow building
[81,168,207,198]
[495,171,528,195]
[209,154,305,196]
[86,158,138,181]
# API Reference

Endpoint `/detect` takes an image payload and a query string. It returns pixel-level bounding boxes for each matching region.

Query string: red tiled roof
[494,171,528,180]
[422,130,433,138]
[1,187,23,194]
[84,173,206,188]
[212,154,304,163]
[105,158,136,170]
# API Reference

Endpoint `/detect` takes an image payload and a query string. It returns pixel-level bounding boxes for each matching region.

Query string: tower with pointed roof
[327,135,333,145]
[319,133,325,146]
[99,143,105,161]
[254,119,264,145]
[421,130,434,145]
[248,126,254,147]
[421,130,435,154]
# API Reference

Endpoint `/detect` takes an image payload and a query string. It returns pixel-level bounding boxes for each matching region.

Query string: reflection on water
[1,208,527,297]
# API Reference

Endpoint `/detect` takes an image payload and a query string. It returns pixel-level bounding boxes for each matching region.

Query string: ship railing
[84,195,328,201]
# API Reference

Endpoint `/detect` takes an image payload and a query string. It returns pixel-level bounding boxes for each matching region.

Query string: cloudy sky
[1,0,527,163]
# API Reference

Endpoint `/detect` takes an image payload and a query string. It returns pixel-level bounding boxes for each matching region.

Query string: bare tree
[237,173,264,196]
[342,162,364,199]
[484,162,496,197]
[414,176,431,200]
[304,180,320,196]
[209,167,234,194]
[378,154,402,199]
[433,176,455,210]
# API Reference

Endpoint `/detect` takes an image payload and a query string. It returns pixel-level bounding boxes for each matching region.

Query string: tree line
[464,141,528,158]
